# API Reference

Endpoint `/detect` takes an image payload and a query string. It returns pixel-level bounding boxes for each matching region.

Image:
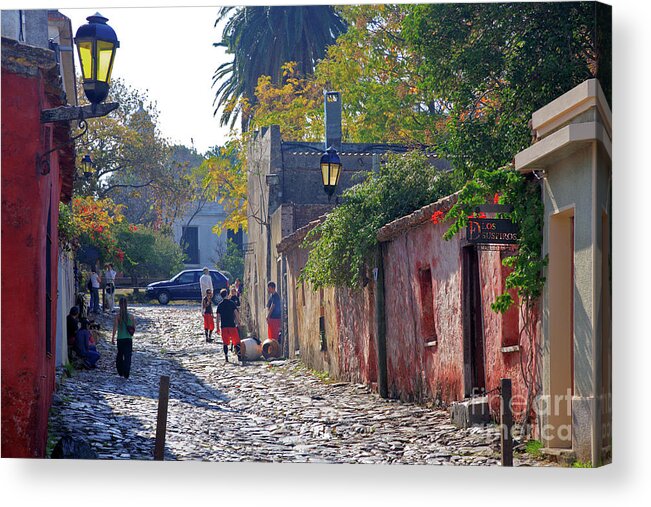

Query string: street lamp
[81,154,94,179]
[320,146,342,201]
[38,13,120,176]
[74,12,120,106]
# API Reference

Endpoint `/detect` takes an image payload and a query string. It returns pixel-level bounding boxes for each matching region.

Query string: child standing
[202,289,215,343]
[216,288,240,363]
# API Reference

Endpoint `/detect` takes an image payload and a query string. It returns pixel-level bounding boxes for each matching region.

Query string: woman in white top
[199,267,213,299]
[104,263,117,313]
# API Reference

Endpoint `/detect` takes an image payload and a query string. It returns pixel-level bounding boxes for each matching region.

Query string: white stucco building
[172,199,244,273]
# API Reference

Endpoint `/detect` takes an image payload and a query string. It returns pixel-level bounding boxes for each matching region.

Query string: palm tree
[213,6,347,131]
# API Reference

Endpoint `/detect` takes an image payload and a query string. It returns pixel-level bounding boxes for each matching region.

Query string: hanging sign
[466,218,519,245]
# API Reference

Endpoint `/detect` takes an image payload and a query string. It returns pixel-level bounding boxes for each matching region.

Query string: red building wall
[335,285,377,387]
[382,214,465,403]
[1,67,64,457]
[282,194,540,422]
[380,197,540,418]
[285,243,378,387]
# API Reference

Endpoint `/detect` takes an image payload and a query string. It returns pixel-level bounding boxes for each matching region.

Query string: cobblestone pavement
[48,304,552,465]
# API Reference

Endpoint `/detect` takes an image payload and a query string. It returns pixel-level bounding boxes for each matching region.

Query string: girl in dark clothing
[202,289,215,342]
[111,297,135,378]
[229,286,241,308]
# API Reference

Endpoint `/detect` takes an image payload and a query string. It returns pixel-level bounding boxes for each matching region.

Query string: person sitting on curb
[75,318,100,369]
[66,306,80,359]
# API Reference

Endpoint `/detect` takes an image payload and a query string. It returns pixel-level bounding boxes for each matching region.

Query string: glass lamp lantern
[320,146,342,201]
[74,13,119,105]
[81,154,94,179]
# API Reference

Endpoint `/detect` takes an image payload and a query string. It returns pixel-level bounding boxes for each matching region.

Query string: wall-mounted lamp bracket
[37,102,119,175]
[40,101,118,124]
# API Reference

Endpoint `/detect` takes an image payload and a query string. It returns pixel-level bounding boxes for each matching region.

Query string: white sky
[59,6,233,154]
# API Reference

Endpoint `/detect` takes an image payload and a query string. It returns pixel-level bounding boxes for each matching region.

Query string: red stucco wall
[283,196,540,421]
[1,69,63,457]
[382,218,539,414]
[478,250,536,419]
[335,284,377,386]
[383,219,465,403]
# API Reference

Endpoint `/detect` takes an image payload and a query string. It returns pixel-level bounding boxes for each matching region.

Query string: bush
[299,151,454,288]
[524,439,543,457]
[117,225,185,282]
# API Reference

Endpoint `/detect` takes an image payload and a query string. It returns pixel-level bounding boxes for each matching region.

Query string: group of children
[202,286,242,363]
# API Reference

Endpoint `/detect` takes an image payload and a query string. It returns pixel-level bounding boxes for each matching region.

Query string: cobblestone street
[49,304,550,465]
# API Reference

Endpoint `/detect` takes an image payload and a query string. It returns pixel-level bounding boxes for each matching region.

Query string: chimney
[324,91,342,151]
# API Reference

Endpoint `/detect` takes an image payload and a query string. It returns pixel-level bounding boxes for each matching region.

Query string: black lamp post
[74,12,120,107]
[320,146,342,201]
[81,154,94,179]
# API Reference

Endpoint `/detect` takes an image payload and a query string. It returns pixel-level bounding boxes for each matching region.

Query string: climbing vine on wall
[441,165,545,434]
[442,165,546,313]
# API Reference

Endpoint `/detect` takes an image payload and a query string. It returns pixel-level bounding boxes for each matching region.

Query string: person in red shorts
[202,289,215,343]
[266,281,282,341]
[216,288,240,363]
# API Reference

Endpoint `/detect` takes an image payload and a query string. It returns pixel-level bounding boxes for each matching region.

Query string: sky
[61,6,234,154]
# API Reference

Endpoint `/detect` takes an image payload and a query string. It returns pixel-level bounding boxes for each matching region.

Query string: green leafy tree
[215,239,244,282]
[116,225,185,285]
[249,5,443,146]
[403,1,611,182]
[74,79,198,230]
[213,6,347,130]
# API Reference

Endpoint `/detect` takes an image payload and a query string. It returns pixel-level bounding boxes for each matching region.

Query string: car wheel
[158,291,170,305]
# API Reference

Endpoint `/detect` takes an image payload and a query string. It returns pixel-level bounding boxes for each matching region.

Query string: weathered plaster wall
[243,126,280,339]
[1,68,62,457]
[595,142,612,463]
[382,217,466,403]
[541,144,594,459]
[281,195,538,412]
[478,250,537,418]
[283,238,377,387]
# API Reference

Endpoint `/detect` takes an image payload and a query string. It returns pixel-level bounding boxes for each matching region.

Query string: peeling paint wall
[282,198,539,412]
[284,246,377,387]
[285,200,539,417]
[383,220,465,403]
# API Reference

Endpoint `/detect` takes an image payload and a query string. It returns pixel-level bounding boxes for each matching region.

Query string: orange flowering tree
[59,196,126,265]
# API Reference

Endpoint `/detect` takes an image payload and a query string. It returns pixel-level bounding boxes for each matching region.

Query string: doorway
[181,226,199,265]
[462,246,486,397]
[547,208,574,449]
